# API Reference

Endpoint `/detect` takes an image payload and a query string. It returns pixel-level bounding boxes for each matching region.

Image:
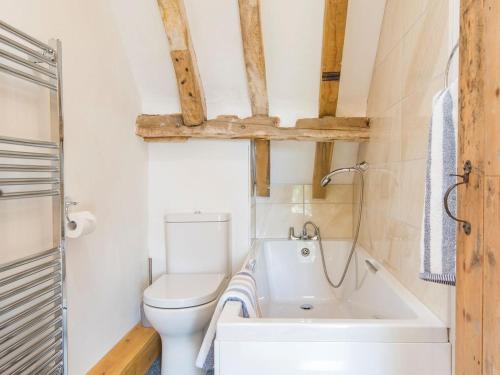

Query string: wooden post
[238,0,271,197]
[456,1,500,374]
[312,0,348,199]
[157,0,206,125]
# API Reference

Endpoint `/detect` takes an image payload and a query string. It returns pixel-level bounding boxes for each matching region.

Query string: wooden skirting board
[87,324,160,375]
[136,114,370,142]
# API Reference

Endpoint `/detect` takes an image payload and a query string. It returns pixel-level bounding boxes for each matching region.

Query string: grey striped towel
[195,270,261,371]
[420,80,458,285]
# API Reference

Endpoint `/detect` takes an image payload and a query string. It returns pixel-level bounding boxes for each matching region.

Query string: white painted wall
[338,0,387,117]
[148,141,252,275]
[0,1,148,374]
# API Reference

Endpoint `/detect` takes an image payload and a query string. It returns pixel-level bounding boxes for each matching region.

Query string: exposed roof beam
[238,0,270,196]
[313,0,349,199]
[296,116,369,129]
[136,114,369,142]
[238,0,269,116]
[157,0,206,125]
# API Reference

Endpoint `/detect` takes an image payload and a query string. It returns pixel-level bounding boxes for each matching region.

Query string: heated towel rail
[0,20,66,375]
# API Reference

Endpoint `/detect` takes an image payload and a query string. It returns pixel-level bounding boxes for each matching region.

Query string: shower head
[320,177,332,187]
[356,161,368,171]
[320,161,368,187]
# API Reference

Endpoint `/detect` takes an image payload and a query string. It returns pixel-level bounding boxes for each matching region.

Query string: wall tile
[375,0,404,65]
[304,204,353,239]
[256,184,355,240]
[304,184,354,204]
[256,203,304,238]
[401,75,443,161]
[366,104,402,166]
[255,184,303,204]
[402,0,449,98]
[375,43,404,113]
[401,0,428,34]
[396,158,427,227]
[360,0,454,324]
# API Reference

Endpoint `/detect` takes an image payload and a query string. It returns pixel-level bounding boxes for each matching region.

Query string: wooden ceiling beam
[238,0,270,197]
[136,114,370,142]
[296,116,369,130]
[157,0,206,125]
[312,0,349,199]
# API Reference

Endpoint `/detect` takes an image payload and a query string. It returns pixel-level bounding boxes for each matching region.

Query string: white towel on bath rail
[420,80,458,285]
[195,270,261,371]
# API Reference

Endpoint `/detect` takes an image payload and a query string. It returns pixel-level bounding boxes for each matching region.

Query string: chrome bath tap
[289,221,320,241]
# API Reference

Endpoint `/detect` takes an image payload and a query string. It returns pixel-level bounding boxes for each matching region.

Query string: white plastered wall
[0,1,148,373]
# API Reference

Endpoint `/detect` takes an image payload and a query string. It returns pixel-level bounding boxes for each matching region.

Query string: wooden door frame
[456,1,499,374]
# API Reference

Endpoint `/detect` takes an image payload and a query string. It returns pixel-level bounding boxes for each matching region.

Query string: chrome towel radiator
[0,20,66,375]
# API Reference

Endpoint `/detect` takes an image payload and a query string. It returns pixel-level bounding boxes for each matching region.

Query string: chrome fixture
[320,161,368,187]
[301,248,310,257]
[365,259,379,274]
[444,42,459,89]
[65,198,78,231]
[318,161,368,288]
[0,19,66,374]
[289,221,320,241]
[288,227,301,240]
[300,304,313,310]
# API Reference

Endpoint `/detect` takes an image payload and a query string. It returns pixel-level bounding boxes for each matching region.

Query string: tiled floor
[146,358,160,375]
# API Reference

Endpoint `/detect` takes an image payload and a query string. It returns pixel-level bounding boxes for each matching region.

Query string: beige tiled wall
[358,0,455,324]
[256,184,354,239]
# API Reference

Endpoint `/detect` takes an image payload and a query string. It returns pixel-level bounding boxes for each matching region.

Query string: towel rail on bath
[0,19,66,374]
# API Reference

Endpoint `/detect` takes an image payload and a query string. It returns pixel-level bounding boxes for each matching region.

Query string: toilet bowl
[146,212,230,374]
[143,273,227,375]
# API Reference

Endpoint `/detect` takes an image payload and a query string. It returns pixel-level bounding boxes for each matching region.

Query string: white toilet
[143,212,230,375]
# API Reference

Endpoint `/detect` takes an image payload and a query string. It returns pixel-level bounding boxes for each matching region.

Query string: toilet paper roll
[66,211,96,239]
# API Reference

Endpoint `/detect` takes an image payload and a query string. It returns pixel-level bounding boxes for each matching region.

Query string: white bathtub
[215,240,451,375]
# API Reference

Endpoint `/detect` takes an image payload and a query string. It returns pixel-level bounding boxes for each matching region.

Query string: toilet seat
[144,273,226,309]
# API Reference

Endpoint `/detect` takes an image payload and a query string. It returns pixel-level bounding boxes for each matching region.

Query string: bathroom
[0,0,498,374]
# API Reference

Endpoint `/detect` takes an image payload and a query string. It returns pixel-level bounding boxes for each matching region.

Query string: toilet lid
[143,273,227,309]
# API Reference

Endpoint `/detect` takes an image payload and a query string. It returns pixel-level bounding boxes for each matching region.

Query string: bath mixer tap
[302,221,320,240]
[288,227,302,240]
[289,222,320,241]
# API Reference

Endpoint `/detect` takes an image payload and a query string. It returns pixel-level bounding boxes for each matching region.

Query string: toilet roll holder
[64,198,79,231]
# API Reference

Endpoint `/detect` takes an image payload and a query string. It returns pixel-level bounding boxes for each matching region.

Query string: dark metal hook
[443,160,472,235]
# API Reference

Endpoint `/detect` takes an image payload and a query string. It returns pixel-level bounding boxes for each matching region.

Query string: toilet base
[160,331,204,375]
